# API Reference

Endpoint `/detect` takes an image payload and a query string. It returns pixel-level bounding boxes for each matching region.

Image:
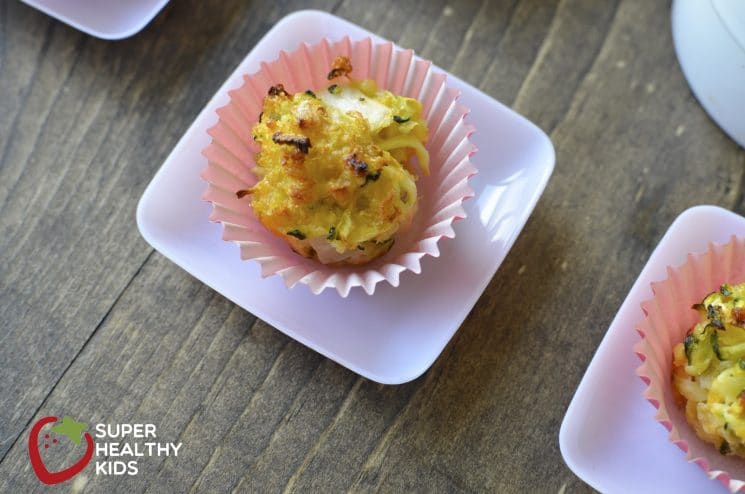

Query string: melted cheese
[673,282,745,456]
[247,79,428,264]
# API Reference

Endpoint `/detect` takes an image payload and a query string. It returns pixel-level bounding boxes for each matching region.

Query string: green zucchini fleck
[720,440,731,455]
[393,115,410,124]
[363,171,381,186]
[684,334,694,365]
[685,326,716,375]
[708,304,724,328]
[712,331,723,360]
[286,229,306,240]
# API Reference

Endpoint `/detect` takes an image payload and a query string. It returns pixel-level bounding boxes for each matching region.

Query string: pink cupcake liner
[200,36,477,297]
[635,236,745,492]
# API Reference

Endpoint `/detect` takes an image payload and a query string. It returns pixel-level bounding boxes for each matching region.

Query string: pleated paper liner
[635,236,745,492]
[201,36,477,297]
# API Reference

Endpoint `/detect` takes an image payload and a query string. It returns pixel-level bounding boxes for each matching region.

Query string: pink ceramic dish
[137,10,554,384]
[561,206,745,493]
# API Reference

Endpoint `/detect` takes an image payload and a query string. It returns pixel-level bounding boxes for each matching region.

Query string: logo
[28,415,183,484]
[28,416,94,485]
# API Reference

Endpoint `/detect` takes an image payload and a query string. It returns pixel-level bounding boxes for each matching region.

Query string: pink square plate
[136,10,554,384]
[561,205,745,492]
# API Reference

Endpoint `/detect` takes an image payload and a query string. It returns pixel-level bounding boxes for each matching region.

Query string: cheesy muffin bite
[241,57,429,265]
[672,281,745,457]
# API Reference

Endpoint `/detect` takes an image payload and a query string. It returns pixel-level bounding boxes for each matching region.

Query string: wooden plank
[0,0,340,467]
[0,2,158,460]
[340,0,742,491]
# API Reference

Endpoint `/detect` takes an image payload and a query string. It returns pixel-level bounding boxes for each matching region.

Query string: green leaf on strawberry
[50,416,88,445]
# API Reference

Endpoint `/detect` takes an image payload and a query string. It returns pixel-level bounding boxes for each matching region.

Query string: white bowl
[673,0,745,148]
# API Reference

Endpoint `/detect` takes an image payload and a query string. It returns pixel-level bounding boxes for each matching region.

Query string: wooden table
[1,0,743,492]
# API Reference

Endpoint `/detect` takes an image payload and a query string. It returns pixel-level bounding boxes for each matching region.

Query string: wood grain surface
[1,0,743,492]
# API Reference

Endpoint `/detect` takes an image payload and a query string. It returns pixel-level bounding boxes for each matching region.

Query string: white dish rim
[20,0,169,40]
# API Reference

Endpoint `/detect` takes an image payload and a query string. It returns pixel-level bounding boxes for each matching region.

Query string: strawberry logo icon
[28,416,94,484]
